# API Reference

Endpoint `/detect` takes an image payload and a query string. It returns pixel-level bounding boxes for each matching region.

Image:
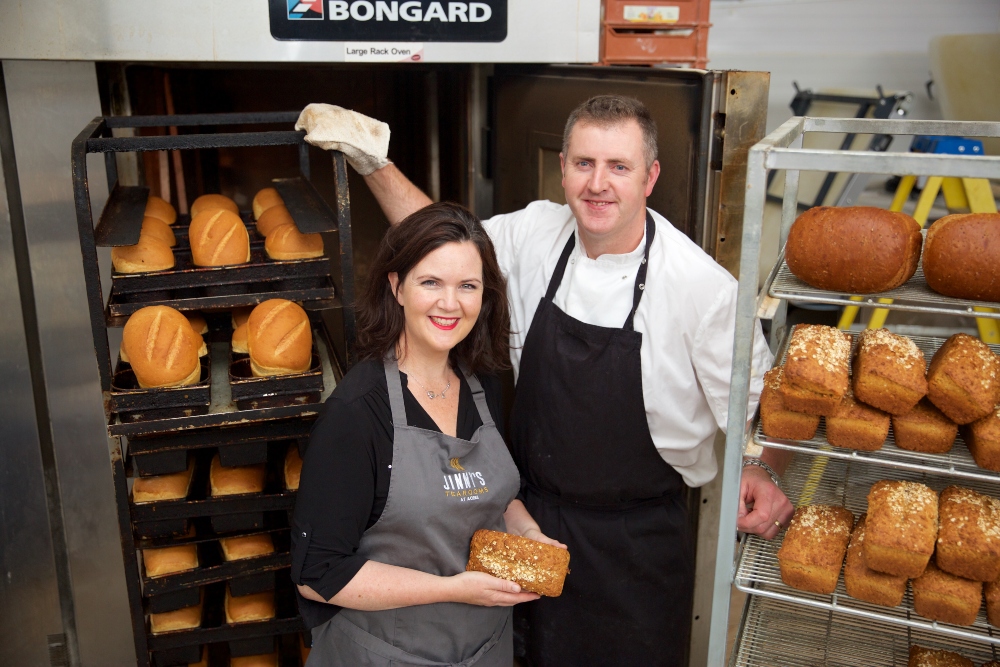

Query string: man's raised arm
[296,103,432,225]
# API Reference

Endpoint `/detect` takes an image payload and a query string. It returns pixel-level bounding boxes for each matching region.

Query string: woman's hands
[521,527,567,550]
[503,500,567,549]
[448,571,540,607]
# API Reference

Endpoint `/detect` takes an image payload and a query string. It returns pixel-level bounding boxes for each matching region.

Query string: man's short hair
[562,95,658,169]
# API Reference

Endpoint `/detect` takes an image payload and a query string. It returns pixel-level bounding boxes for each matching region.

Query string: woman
[292,202,563,666]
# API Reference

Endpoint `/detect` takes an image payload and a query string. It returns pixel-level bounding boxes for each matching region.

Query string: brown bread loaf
[964,407,1000,472]
[210,454,266,497]
[220,533,274,561]
[778,324,852,416]
[189,209,251,267]
[253,187,284,220]
[927,333,1000,424]
[936,486,1000,582]
[911,560,983,626]
[247,299,313,377]
[864,480,938,577]
[264,222,324,260]
[144,195,177,225]
[826,392,890,451]
[132,460,195,504]
[852,329,928,415]
[776,504,854,594]
[986,575,1000,626]
[224,587,275,624]
[143,544,198,578]
[285,442,303,491]
[923,213,1000,302]
[892,399,958,454]
[908,645,975,667]
[111,235,175,273]
[785,206,922,293]
[759,367,820,440]
[120,306,202,388]
[467,529,570,597]
[149,595,203,634]
[190,193,239,218]
[843,514,906,607]
[231,653,278,667]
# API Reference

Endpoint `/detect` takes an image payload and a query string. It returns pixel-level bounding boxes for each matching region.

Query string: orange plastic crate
[604,0,710,27]
[601,23,709,67]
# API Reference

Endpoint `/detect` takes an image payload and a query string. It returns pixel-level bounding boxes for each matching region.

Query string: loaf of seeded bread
[927,333,1000,425]
[759,367,821,440]
[892,399,958,454]
[908,645,975,667]
[852,328,928,415]
[826,391,890,451]
[912,560,983,626]
[467,529,570,597]
[785,206,922,293]
[986,576,1000,627]
[843,514,907,607]
[864,480,938,577]
[964,407,1000,472]
[778,324,853,416]
[776,504,854,594]
[935,486,1000,582]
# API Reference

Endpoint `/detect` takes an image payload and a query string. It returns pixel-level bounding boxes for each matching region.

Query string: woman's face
[390,240,484,359]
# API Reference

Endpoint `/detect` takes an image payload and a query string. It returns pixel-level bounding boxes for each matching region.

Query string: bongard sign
[270,0,508,42]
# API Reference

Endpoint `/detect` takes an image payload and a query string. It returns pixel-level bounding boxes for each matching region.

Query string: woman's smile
[430,316,460,330]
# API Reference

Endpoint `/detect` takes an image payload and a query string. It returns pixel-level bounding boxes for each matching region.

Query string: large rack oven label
[270,0,507,42]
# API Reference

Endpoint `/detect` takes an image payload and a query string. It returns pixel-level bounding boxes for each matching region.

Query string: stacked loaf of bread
[466,529,570,597]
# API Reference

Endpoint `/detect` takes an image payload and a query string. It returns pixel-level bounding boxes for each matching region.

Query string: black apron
[509,213,694,667]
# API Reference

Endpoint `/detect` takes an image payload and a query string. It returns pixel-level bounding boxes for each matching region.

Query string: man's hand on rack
[296,103,391,175]
[737,465,794,541]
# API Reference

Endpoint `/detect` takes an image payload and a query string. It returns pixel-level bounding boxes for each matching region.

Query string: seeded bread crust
[964,407,1000,472]
[776,504,854,594]
[778,325,852,416]
[843,514,906,607]
[907,645,975,667]
[935,486,1000,582]
[864,480,938,577]
[892,399,958,454]
[927,333,1000,425]
[911,560,983,626]
[826,392,890,451]
[466,529,570,597]
[985,576,1000,627]
[759,367,821,440]
[852,328,928,415]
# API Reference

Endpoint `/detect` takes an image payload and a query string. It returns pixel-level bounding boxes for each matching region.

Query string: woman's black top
[291,358,504,629]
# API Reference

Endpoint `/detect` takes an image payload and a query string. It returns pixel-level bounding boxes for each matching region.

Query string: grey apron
[306,357,521,667]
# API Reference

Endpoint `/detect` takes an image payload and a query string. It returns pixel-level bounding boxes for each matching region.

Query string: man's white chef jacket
[484,201,774,488]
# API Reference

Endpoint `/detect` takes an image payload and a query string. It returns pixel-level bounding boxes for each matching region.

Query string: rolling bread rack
[70,111,356,667]
[708,117,1000,666]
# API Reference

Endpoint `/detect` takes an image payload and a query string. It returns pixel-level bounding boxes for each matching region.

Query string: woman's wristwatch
[742,458,781,489]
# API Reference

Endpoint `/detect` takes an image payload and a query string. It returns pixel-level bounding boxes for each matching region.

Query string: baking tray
[147,585,202,615]
[734,456,1000,646]
[730,594,1000,667]
[110,354,212,420]
[230,344,323,410]
[106,277,338,327]
[757,326,1000,483]
[109,336,337,439]
[140,529,291,597]
[144,579,304,652]
[155,633,308,667]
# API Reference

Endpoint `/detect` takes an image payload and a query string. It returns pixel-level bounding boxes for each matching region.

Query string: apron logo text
[443,470,488,501]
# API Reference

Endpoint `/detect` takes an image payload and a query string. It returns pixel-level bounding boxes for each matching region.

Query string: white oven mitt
[295,104,391,175]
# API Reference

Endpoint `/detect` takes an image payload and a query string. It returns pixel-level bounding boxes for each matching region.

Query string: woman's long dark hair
[355,202,512,374]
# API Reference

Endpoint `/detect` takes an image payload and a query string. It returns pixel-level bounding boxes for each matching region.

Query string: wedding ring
[774,520,782,528]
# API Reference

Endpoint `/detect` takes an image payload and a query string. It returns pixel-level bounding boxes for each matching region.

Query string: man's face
[560,119,660,254]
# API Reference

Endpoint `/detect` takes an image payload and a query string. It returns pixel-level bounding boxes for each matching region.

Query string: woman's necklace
[401,365,452,400]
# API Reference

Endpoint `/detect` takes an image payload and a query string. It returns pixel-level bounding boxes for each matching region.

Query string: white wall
[706,0,1000,131]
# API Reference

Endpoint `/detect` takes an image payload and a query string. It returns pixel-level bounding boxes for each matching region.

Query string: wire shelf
[735,456,1000,646]
[731,594,1000,666]
[756,329,1000,483]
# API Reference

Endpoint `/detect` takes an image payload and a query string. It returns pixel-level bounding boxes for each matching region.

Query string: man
[297,96,791,666]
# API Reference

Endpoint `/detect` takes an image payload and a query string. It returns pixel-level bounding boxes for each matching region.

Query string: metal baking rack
[731,595,1000,666]
[69,111,354,666]
[756,326,1000,483]
[708,117,1000,665]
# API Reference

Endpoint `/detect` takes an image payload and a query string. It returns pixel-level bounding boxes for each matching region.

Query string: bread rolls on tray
[189,209,250,267]
[144,194,177,226]
[247,299,312,377]
[111,235,175,273]
[120,306,203,388]
[190,193,239,218]
[785,206,922,293]
[256,204,294,238]
[253,187,284,220]
[923,213,1000,302]
[265,222,324,260]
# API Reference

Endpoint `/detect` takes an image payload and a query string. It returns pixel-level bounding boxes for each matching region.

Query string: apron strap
[383,355,408,427]
[459,364,495,428]
[544,230,577,301]
[623,211,656,332]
